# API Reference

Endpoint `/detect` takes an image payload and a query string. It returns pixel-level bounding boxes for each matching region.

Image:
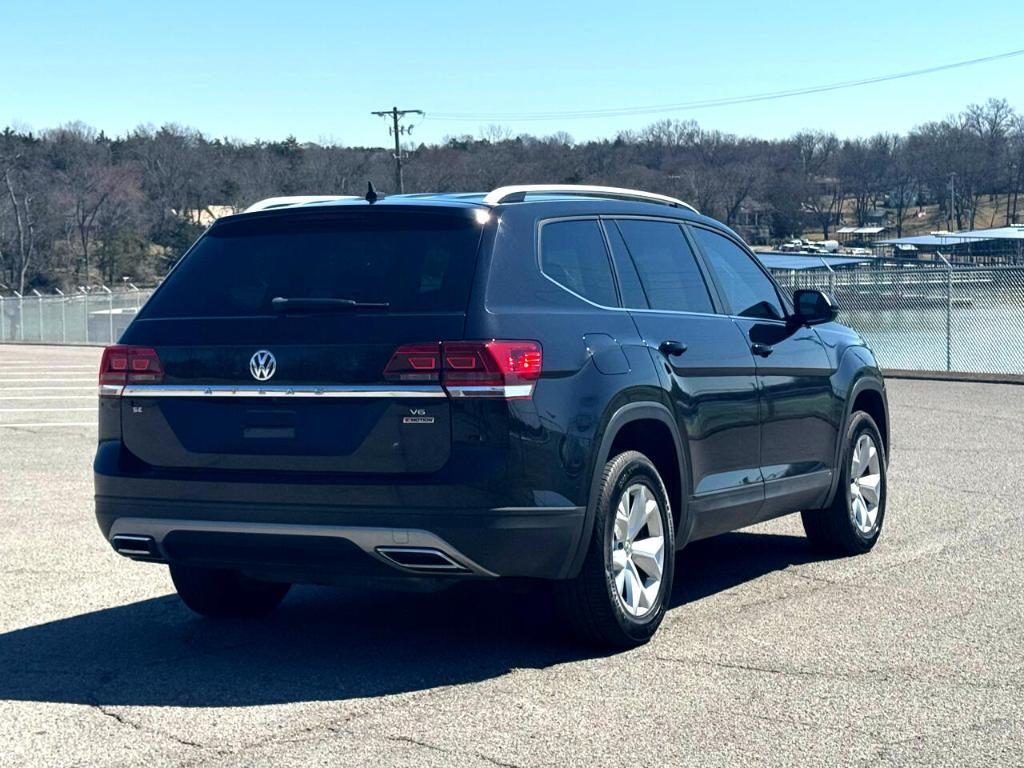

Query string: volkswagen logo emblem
[249,350,277,381]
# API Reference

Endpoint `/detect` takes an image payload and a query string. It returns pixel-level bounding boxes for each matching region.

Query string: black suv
[94,185,889,647]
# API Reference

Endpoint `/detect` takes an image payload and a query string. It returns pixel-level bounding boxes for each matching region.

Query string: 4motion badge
[403,408,434,425]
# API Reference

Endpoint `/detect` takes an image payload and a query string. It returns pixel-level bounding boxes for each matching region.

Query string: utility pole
[1013,162,1021,225]
[1007,161,1018,227]
[370,106,423,193]
[947,172,957,231]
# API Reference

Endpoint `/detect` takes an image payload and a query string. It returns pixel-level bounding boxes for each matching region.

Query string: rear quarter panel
[464,203,666,512]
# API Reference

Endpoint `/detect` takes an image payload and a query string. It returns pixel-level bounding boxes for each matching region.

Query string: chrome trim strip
[534,216,732,318]
[99,384,124,397]
[445,384,534,398]
[119,384,447,399]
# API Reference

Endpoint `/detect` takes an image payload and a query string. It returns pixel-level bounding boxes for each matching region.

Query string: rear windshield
[142,210,483,318]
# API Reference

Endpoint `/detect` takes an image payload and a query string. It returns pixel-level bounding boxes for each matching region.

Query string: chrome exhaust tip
[111,534,159,558]
[376,547,467,572]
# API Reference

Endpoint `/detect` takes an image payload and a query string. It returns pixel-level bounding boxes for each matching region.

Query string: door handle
[751,343,774,358]
[658,340,688,357]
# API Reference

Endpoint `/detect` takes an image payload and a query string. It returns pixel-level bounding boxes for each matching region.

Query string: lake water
[843,299,1024,375]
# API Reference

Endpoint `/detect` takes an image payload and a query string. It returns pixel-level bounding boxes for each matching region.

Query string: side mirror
[792,289,838,325]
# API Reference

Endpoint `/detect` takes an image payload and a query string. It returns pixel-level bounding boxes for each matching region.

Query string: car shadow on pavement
[0,532,828,708]
[670,528,833,608]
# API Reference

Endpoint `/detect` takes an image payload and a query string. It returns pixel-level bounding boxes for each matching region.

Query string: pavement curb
[883,369,1024,386]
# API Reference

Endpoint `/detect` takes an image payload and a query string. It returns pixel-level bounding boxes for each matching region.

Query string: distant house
[733,200,772,245]
[836,226,888,248]
[172,204,237,227]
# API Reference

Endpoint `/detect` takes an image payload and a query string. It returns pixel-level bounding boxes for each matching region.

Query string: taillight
[442,340,543,399]
[99,345,164,391]
[384,344,442,382]
[386,340,542,399]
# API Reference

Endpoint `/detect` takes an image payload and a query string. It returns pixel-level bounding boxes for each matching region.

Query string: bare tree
[885,135,917,238]
[1,165,36,293]
[1010,115,1024,224]
[795,131,844,239]
[47,124,138,284]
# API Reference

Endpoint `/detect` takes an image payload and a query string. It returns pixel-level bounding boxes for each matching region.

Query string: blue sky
[3,1,1023,146]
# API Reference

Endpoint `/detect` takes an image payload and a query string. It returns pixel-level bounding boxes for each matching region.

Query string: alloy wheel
[611,483,665,617]
[849,434,882,534]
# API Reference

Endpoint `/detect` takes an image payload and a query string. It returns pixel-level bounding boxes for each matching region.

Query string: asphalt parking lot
[1,344,1022,767]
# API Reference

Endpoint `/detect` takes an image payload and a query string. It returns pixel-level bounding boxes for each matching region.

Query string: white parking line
[0,407,95,413]
[0,397,95,403]
[0,386,98,392]
[0,422,97,428]
[0,366,96,371]
[0,378,97,384]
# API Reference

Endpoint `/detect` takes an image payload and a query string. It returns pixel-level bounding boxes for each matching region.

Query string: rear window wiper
[271,297,391,313]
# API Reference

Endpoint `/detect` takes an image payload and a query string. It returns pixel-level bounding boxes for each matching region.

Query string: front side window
[690,227,785,320]
[540,219,618,307]
[611,219,714,313]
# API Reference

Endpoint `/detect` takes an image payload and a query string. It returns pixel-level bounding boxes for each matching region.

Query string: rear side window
[141,211,483,318]
[540,219,618,307]
[690,226,784,320]
[612,219,714,313]
[604,221,649,309]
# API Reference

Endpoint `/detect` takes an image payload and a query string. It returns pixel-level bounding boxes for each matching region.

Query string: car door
[603,217,764,540]
[688,224,838,519]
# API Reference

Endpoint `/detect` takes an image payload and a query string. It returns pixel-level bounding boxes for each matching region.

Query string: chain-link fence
[2,265,1023,375]
[768,259,1024,375]
[0,288,152,346]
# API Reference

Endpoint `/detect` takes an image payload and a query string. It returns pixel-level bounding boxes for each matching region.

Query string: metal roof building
[878,226,1024,265]
[837,226,888,245]
[755,253,870,271]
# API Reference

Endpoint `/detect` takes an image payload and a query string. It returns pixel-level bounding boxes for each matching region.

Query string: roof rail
[244,195,359,212]
[482,184,699,213]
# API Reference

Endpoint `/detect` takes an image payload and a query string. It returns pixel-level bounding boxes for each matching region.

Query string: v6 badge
[403,408,434,425]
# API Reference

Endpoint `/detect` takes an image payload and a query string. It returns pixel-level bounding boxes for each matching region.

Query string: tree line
[2,98,1022,293]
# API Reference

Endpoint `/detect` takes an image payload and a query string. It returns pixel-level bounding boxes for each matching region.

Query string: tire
[169,564,290,619]
[801,411,887,555]
[557,451,675,648]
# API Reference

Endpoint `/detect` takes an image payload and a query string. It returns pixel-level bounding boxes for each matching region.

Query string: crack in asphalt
[384,734,452,754]
[729,708,877,738]
[654,655,1024,694]
[779,569,848,586]
[92,704,209,751]
[381,734,528,768]
[656,655,848,680]
[204,725,528,768]
[856,717,1022,767]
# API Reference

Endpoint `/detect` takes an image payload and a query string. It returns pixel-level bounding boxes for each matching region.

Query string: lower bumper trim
[107,518,497,577]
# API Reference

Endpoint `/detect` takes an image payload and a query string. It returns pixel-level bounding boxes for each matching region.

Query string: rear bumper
[97,500,584,580]
[95,445,585,581]
[107,517,504,577]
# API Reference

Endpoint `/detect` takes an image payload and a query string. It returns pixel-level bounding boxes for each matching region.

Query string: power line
[427,48,1024,123]
[370,106,423,192]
